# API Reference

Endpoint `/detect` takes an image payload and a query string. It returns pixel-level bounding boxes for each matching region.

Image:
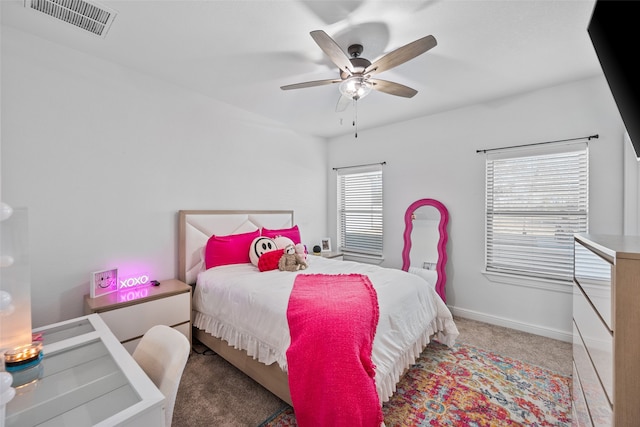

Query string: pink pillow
[261,225,301,244]
[205,229,260,269]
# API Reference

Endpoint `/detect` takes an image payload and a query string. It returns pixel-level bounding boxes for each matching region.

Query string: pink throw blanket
[286,274,383,427]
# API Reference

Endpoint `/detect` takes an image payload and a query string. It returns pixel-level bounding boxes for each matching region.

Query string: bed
[178,209,458,410]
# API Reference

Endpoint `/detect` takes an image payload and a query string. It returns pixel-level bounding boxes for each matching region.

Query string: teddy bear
[278,244,308,272]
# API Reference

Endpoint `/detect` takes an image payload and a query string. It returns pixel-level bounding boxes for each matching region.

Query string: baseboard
[449,306,572,343]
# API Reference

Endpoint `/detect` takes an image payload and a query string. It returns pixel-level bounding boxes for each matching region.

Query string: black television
[588,0,640,160]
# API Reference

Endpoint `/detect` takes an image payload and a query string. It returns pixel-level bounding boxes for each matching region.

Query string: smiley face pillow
[249,236,283,272]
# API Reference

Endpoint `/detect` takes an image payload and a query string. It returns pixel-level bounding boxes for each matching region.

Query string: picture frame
[90,268,118,298]
[321,238,332,252]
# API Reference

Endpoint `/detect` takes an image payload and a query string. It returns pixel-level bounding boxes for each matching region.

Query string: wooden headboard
[178,210,294,285]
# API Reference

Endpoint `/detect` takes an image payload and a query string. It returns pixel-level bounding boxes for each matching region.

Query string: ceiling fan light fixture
[339,76,372,101]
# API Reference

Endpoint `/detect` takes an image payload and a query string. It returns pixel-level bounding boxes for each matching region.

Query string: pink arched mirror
[401,199,449,302]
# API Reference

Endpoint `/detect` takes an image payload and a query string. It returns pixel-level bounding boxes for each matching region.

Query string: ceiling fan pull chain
[354,99,358,138]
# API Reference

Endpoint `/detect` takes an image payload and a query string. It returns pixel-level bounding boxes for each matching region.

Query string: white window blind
[485,143,588,282]
[337,165,383,256]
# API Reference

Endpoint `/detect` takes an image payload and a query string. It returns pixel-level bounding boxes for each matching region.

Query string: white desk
[5,314,165,426]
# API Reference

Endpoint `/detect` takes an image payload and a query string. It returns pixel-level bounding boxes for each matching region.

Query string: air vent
[25,0,117,37]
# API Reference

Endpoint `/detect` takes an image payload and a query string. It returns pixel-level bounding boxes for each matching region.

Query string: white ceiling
[1,0,602,139]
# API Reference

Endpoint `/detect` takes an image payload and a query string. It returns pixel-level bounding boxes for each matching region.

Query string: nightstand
[319,251,344,260]
[84,279,191,353]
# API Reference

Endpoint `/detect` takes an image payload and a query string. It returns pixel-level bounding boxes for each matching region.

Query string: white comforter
[192,256,459,402]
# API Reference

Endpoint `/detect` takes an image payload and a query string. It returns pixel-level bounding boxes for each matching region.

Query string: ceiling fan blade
[364,35,437,76]
[280,79,341,90]
[310,30,354,76]
[335,95,352,112]
[370,79,418,98]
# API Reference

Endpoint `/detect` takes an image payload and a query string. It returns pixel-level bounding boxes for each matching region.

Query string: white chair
[133,325,190,427]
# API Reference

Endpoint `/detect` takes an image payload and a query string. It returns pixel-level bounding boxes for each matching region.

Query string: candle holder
[3,342,43,373]
[8,361,43,392]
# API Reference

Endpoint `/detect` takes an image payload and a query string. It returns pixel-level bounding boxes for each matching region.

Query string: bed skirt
[192,310,457,403]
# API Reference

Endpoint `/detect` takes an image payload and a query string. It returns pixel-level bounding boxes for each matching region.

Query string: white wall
[2,25,629,341]
[1,27,328,327]
[327,75,625,341]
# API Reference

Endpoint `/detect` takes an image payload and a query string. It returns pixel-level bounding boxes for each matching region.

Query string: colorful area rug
[258,342,571,427]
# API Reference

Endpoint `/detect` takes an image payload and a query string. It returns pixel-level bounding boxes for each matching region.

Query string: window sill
[343,252,384,265]
[482,270,573,294]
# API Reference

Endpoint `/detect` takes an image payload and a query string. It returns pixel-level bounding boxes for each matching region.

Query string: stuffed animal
[294,243,308,264]
[272,236,308,264]
[278,244,308,272]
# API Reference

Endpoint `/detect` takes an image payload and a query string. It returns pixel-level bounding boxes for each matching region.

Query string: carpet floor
[258,341,571,426]
[172,316,572,427]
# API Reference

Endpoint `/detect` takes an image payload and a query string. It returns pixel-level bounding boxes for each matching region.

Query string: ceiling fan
[280,30,437,111]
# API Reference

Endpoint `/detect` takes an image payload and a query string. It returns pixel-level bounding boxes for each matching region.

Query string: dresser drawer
[572,362,592,427]
[574,241,612,330]
[98,292,191,344]
[573,321,612,426]
[573,284,613,402]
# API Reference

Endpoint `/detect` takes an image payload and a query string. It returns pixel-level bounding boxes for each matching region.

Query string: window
[337,165,383,256]
[485,143,588,282]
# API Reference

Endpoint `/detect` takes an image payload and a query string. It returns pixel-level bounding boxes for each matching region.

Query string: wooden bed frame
[178,210,294,404]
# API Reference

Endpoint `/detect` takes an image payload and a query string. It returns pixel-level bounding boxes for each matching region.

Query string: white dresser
[573,234,640,426]
[5,314,165,426]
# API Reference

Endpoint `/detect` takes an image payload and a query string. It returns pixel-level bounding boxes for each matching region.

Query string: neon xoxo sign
[118,273,150,290]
